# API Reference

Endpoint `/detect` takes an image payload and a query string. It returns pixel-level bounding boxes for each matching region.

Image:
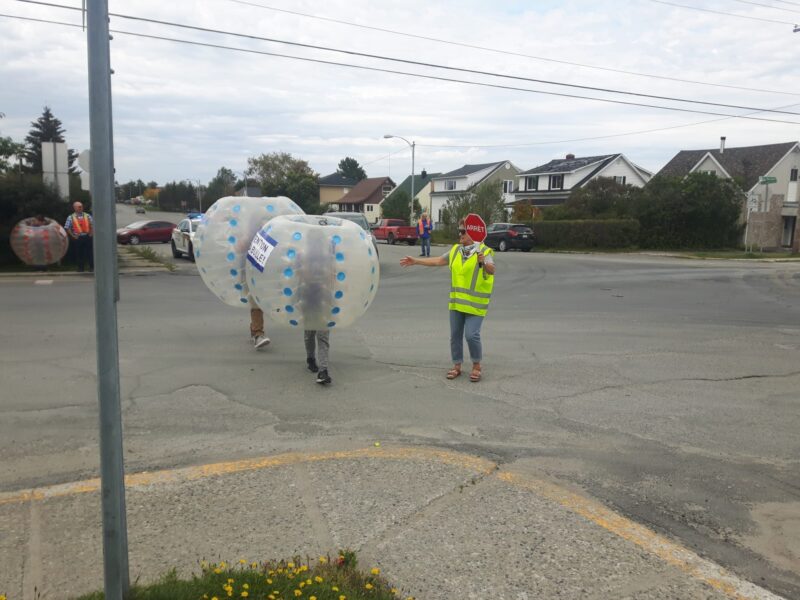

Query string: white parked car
[171,217,202,261]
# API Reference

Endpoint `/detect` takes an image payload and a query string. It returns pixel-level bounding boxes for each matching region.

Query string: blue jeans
[420,236,431,256]
[449,310,483,364]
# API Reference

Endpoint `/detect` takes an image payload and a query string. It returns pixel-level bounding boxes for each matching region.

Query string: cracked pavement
[1,243,799,598]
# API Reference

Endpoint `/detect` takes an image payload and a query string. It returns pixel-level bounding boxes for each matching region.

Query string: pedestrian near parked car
[64,201,94,272]
[400,218,495,382]
[418,212,432,257]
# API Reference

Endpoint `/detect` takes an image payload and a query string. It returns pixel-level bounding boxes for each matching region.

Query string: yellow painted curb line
[0,446,495,507]
[497,471,784,600]
[0,446,785,600]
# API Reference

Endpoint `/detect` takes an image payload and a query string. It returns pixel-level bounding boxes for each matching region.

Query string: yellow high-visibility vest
[448,243,494,316]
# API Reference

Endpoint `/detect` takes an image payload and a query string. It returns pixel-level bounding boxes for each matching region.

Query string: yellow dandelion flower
[293,590,302,597]
[314,576,323,583]
[269,596,275,600]
[318,556,327,564]
[287,562,295,568]
[220,561,227,568]
[266,578,273,584]
[299,581,305,588]
[371,567,380,575]
[214,568,222,574]
[310,597,317,600]
[390,589,397,594]
[365,583,373,590]
[239,559,247,565]
[243,583,249,590]
[228,578,235,584]
[251,562,258,569]
[241,592,249,598]
[332,586,339,592]
[212,597,218,600]
[306,578,312,585]
[339,595,347,600]
[300,565,309,572]
[201,561,208,568]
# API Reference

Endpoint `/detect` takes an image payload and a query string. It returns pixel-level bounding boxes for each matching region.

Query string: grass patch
[72,552,409,600]
[124,246,177,271]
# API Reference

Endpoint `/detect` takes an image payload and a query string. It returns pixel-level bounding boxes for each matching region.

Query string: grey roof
[656,141,797,191]
[319,172,359,186]
[522,154,617,175]
[438,161,506,178]
[386,172,442,199]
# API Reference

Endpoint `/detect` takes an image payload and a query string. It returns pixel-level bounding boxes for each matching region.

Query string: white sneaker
[253,334,271,349]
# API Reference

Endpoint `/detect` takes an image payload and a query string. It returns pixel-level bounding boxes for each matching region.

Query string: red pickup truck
[371,218,419,245]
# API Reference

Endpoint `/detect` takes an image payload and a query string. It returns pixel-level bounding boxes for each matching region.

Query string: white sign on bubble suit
[246,214,380,330]
[193,196,304,307]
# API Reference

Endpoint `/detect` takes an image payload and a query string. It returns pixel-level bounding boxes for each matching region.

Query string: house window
[445,179,457,191]
[613,176,626,185]
[549,174,564,190]
[382,185,393,198]
[366,205,373,212]
[525,176,538,191]
[502,180,514,194]
[791,168,798,182]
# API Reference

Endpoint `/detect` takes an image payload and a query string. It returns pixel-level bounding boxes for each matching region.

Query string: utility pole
[86,1,130,598]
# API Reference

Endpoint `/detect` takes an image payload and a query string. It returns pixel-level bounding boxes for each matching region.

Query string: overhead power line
[222,0,799,97]
[3,11,800,127]
[724,0,800,14]
[647,0,796,25]
[12,0,800,116]
[418,101,800,148]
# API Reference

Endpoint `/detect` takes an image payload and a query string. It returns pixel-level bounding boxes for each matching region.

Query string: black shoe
[307,357,319,373]
[316,369,331,384]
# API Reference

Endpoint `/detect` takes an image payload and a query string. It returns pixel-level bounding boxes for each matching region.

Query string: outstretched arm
[400,255,448,267]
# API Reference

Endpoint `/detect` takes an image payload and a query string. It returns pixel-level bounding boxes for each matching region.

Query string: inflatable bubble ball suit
[10,217,70,266]
[193,196,304,307]
[246,214,380,330]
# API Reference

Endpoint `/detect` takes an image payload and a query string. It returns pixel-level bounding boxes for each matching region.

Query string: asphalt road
[3,205,800,597]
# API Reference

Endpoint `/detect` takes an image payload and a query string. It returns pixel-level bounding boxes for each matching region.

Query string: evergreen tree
[337,157,367,182]
[23,107,77,173]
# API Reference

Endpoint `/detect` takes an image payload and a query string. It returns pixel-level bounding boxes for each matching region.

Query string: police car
[171,217,202,261]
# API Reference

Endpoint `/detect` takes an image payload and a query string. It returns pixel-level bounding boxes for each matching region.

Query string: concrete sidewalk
[0,446,786,600]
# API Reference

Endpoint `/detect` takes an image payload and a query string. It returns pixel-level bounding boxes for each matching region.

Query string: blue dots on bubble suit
[267,204,275,212]
[194,196,309,309]
[245,214,380,329]
[290,319,298,326]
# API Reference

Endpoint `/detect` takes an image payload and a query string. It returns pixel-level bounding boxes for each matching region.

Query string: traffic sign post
[759,176,777,184]
[464,213,487,243]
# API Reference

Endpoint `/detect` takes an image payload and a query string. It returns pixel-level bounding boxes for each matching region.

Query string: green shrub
[534,219,640,249]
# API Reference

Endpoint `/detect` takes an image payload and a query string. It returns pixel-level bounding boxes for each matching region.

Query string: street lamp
[183,179,204,212]
[384,134,415,225]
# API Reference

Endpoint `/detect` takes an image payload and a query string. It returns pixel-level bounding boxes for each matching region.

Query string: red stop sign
[463,213,487,243]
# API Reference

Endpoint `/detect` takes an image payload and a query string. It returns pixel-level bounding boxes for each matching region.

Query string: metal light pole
[384,134,415,224]
[86,0,130,598]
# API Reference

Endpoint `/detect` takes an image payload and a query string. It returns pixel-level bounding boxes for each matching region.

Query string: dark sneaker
[307,357,319,373]
[316,369,331,385]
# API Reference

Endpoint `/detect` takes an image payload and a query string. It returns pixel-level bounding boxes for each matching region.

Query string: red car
[116,220,176,245]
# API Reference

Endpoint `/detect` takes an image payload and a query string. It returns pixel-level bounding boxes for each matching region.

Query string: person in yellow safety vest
[64,201,94,273]
[400,218,495,382]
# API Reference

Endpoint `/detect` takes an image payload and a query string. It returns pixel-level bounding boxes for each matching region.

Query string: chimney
[566,153,575,160]
[720,136,726,154]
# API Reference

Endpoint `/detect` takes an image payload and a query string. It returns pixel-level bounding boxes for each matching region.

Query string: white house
[658,139,799,250]
[513,153,652,207]
[429,161,521,227]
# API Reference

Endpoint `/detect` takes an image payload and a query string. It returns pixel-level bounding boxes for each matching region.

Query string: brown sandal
[469,367,482,382]
[446,367,462,380]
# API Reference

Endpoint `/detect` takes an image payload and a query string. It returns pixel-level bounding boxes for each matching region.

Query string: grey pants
[304,330,330,371]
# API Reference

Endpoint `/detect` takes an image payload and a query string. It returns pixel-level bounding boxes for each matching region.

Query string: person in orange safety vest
[64,201,94,272]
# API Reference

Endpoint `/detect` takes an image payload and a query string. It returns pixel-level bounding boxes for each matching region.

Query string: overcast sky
[1,0,798,185]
